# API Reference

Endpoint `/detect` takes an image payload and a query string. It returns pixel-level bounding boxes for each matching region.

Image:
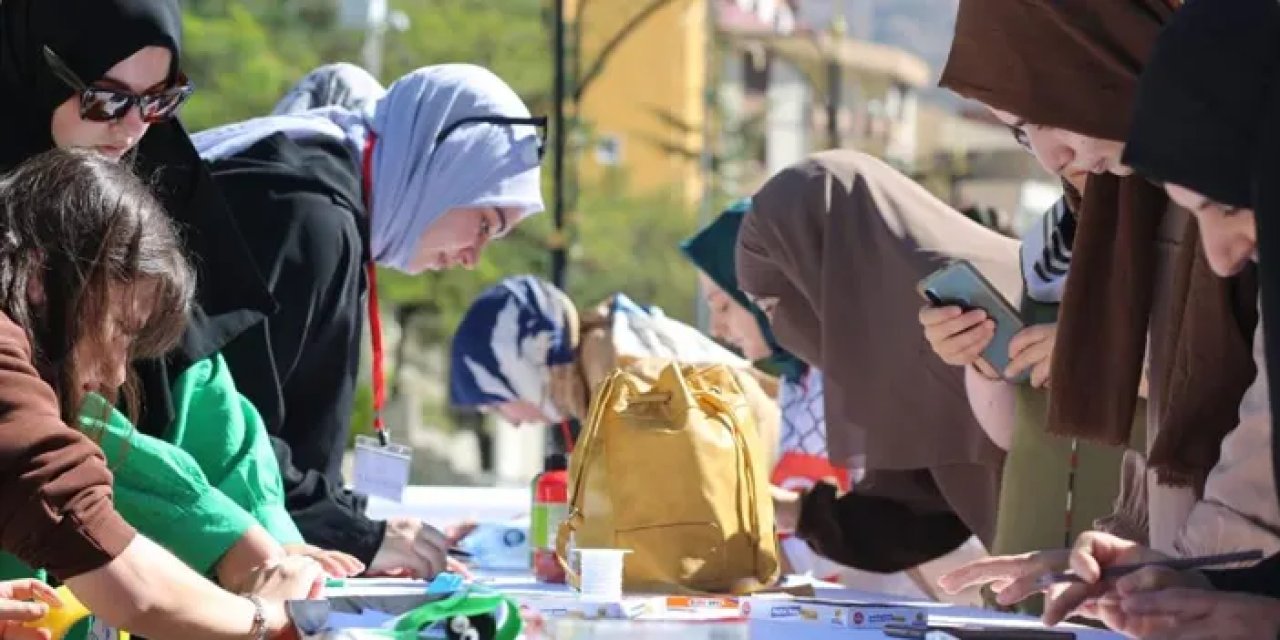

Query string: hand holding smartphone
[918,260,1030,384]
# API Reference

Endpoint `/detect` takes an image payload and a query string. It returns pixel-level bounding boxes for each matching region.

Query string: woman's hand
[238,556,324,602]
[217,557,325,640]
[938,549,1072,608]
[216,526,286,592]
[919,306,999,378]
[1005,324,1057,388]
[0,579,62,640]
[282,544,364,578]
[369,518,447,579]
[1041,531,1169,626]
[1118,589,1280,639]
[1081,566,1213,638]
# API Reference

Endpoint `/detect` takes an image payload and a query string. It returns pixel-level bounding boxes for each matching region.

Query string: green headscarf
[681,198,808,381]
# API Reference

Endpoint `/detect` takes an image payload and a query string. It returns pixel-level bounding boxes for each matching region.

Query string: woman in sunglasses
[189,64,544,578]
[0,0,365,627]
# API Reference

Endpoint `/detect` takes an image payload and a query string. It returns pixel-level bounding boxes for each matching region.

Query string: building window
[594,134,623,167]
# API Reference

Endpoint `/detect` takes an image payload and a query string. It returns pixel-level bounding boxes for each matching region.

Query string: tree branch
[573,0,678,102]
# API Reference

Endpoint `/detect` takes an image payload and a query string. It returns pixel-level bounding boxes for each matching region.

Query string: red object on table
[531,454,569,584]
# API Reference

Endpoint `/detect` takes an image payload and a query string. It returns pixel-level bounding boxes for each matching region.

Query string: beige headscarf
[735,149,1016,472]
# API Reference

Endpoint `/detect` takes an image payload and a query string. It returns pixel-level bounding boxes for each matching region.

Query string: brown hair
[0,148,194,421]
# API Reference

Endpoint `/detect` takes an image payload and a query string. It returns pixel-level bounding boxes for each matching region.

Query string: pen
[1037,549,1263,588]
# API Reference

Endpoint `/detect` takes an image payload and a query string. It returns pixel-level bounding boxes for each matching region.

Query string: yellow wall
[572,0,707,205]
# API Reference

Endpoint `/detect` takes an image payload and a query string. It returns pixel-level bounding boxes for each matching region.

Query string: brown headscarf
[736,149,1016,472]
[940,0,1258,486]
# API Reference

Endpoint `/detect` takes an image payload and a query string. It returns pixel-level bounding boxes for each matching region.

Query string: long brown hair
[0,148,193,421]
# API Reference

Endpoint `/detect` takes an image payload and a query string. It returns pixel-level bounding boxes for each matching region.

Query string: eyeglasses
[1007,124,1033,153]
[435,115,549,161]
[43,46,194,123]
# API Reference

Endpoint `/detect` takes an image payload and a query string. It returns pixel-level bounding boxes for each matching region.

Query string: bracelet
[244,594,269,640]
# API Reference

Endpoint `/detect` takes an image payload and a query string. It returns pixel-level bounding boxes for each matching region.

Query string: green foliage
[570,173,698,322]
[181,2,365,131]
[383,0,551,111]
[347,382,374,447]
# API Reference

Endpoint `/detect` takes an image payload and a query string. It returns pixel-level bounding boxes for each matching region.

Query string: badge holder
[353,434,412,503]
[354,133,416,504]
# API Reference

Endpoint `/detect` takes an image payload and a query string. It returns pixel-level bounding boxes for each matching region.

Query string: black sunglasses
[43,46,194,123]
[435,115,548,160]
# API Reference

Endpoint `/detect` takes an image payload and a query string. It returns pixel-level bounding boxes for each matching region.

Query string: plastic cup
[574,548,631,601]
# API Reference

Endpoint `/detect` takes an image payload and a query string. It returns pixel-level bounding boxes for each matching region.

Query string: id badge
[352,435,412,502]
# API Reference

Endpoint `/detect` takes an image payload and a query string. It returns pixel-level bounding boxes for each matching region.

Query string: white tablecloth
[368,487,1124,639]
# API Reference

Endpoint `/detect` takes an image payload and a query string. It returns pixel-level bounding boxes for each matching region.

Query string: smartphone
[885,623,1076,639]
[917,259,1029,383]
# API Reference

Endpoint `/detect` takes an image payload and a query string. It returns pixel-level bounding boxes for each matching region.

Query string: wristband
[244,595,268,640]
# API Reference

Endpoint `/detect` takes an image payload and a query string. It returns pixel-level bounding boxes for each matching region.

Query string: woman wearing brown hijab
[933,0,1263,611]
[736,148,1019,583]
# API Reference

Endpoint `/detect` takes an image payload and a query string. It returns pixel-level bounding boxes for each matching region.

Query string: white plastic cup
[574,548,631,601]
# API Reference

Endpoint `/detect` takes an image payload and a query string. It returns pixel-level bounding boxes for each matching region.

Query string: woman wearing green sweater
[0,354,324,582]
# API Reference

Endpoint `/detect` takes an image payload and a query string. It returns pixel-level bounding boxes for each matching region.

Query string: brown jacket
[0,313,135,579]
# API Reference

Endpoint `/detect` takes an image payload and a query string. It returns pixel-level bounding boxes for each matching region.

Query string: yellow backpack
[556,359,780,594]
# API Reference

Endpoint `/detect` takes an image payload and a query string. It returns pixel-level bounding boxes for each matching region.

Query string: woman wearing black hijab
[0,1,334,637]
[1021,1,1280,637]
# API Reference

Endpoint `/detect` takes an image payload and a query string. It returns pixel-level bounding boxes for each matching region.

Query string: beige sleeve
[1174,323,1280,558]
[1093,450,1151,545]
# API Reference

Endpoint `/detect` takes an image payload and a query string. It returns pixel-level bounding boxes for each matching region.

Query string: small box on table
[742,594,930,630]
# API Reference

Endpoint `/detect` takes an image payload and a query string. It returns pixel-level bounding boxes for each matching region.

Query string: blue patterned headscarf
[681,198,808,381]
[450,276,576,420]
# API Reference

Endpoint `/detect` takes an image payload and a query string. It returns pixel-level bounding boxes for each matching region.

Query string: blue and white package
[456,521,529,571]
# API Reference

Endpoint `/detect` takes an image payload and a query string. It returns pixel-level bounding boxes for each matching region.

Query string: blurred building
[916,104,1060,234]
[570,0,712,204]
[718,8,930,194]
[570,0,929,204]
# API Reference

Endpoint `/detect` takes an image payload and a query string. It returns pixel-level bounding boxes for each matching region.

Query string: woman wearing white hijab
[191,63,545,577]
[272,62,385,115]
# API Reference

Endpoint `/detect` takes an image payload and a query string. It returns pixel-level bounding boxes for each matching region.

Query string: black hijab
[0,0,182,171]
[1123,0,1280,506]
[1,0,276,435]
[1123,0,1280,210]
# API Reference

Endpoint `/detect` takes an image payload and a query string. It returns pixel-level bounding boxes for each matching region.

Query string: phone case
[917,260,1029,383]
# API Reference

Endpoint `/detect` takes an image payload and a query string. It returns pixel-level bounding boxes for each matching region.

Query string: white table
[475,570,1121,639]
[367,487,1124,639]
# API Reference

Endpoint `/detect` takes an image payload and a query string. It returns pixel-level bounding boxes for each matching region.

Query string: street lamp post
[339,0,410,79]
[550,0,568,290]
[825,17,845,149]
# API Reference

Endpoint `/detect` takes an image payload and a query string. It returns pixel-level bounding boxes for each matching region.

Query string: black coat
[135,124,385,563]
[203,133,387,562]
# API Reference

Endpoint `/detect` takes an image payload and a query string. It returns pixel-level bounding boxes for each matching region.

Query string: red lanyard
[362,134,388,445]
